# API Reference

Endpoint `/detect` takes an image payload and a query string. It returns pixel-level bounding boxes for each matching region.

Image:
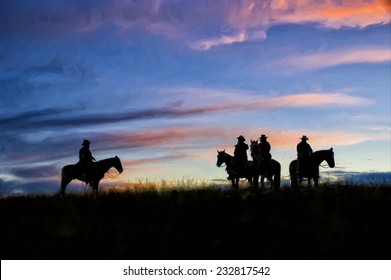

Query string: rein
[105,171,120,178]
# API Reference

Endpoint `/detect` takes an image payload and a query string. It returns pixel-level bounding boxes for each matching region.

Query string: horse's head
[216,150,227,167]
[114,156,124,173]
[250,139,258,156]
[325,148,335,168]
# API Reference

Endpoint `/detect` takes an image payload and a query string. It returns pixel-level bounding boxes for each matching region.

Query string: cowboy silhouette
[234,135,249,164]
[225,135,249,181]
[78,139,96,185]
[258,134,272,161]
[297,135,313,176]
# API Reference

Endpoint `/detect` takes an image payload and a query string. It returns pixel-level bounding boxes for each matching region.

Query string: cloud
[0,90,373,137]
[190,32,248,50]
[270,0,391,29]
[278,47,391,70]
[9,165,58,180]
[269,92,374,107]
[235,129,380,148]
[2,0,388,49]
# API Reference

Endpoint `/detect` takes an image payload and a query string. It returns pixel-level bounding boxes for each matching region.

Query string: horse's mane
[218,150,234,158]
[313,149,332,156]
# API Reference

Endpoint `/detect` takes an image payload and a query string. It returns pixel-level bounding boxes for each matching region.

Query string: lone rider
[297,135,313,175]
[259,134,272,161]
[79,139,96,185]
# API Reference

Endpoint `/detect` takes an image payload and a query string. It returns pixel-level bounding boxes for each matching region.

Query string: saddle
[297,158,312,177]
[76,162,95,185]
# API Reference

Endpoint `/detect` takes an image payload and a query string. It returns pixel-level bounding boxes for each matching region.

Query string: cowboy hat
[237,135,246,141]
[300,135,309,140]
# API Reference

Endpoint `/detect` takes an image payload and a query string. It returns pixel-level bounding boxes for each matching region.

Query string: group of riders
[232,134,313,176]
[78,134,314,185]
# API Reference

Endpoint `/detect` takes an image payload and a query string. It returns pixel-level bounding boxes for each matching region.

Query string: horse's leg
[230,177,236,188]
[314,168,319,187]
[314,177,319,188]
[60,177,72,195]
[268,176,274,189]
[247,176,252,188]
[254,175,259,189]
[290,172,297,188]
[92,181,99,195]
[274,162,281,189]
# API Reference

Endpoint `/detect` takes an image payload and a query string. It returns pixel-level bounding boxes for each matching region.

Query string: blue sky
[1,0,390,194]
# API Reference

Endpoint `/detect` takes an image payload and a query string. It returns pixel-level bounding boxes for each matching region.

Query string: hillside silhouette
[1,185,390,259]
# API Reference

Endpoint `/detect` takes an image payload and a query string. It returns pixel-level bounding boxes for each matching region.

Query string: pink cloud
[278,47,391,70]
[267,92,374,107]
[165,87,372,112]
[105,124,380,157]
[193,91,373,111]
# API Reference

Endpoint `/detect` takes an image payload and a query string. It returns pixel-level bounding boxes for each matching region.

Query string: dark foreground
[1,185,391,259]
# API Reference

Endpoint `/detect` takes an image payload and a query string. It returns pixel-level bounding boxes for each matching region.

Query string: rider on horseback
[297,135,313,176]
[258,134,272,161]
[79,139,96,185]
[234,135,249,163]
[229,135,249,179]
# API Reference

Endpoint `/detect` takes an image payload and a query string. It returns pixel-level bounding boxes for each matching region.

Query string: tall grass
[0,182,390,259]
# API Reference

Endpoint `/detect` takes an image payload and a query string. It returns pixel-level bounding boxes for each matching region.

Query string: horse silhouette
[216,150,258,188]
[60,156,123,195]
[289,148,335,188]
[250,140,281,189]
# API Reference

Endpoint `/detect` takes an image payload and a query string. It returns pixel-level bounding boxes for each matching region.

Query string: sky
[0,0,390,194]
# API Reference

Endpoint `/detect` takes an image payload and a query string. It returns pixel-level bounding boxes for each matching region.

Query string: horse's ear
[330,148,333,152]
[223,149,225,152]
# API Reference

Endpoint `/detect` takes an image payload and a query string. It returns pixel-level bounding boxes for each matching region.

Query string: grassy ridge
[1,185,391,259]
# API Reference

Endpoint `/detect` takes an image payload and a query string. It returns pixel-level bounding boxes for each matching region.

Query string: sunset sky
[1,0,390,194]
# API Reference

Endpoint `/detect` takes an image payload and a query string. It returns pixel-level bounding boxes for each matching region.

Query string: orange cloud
[271,0,390,28]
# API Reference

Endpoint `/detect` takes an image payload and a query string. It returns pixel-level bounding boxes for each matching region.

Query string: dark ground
[1,185,390,260]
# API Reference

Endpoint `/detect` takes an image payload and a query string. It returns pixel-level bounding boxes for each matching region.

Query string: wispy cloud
[190,32,249,50]
[278,47,391,70]
[0,91,372,136]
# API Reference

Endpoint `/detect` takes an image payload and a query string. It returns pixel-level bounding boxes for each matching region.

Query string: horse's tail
[60,164,75,195]
[59,166,66,194]
[273,160,281,189]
